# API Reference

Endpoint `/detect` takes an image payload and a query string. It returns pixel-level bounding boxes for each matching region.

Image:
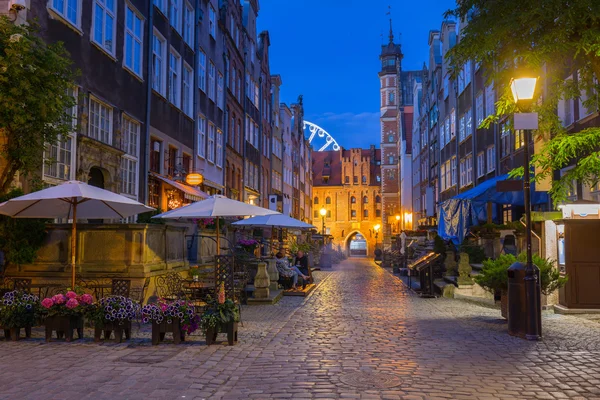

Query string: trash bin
[374,249,382,262]
[507,261,541,338]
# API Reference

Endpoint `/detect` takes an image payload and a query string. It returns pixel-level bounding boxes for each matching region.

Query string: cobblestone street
[1,258,600,399]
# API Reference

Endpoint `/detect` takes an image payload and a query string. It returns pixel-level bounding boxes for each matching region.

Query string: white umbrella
[153,195,278,253]
[232,213,315,230]
[0,180,154,287]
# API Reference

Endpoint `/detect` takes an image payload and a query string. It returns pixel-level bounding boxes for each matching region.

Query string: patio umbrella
[153,195,278,254]
[0,180,154,287]
[231,214,315,230]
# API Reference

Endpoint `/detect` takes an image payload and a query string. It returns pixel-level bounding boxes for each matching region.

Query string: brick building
[312,146,382,256]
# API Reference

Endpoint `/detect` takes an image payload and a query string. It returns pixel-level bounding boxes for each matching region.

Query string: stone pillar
[457,252,473,285]
[253,262,270,299]
[265,259,279,291]
[444,251,457,276]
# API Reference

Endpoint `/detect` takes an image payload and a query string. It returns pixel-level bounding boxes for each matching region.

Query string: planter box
[44,315,84,342]
[94,320,132,343]
[2,326,32,341]
[205,321,238,346]
[151,318,185,345]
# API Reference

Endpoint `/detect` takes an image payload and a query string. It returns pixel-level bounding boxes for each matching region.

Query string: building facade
[312,146,382,256]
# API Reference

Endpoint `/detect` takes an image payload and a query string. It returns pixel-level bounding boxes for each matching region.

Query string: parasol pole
[216,216,220,256]
[71,199,77,288]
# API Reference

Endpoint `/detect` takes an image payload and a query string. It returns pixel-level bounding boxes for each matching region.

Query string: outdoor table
[30,283,64,299]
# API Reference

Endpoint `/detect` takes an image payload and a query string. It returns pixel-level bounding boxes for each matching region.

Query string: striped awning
[150,173,209,202]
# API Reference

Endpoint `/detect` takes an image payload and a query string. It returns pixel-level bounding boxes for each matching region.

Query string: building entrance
[348,232,367,257]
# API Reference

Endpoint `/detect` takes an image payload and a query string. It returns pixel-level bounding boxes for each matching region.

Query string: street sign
[496,179,523,192]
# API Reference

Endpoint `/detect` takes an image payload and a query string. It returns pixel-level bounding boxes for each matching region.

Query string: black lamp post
[510,76,542,340]
[320,207,327,235]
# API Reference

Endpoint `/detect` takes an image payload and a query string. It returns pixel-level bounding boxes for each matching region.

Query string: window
[44,136,73,181]
[444,160,450,190]
[197,115,206,158]
[51,0,80,27]
[363,196,368,203]
[388,134,394,143]
[375,195,381,203]
[217,72,224,109]
[198,50,206,92]
[169,0,182,33]
[466,155,473,186]
[440,124,446,149]
[363,209,369,218]
[451,156,457,186]
[208,4,216,37]
[326,197,331,205]
[501,122,511,158]
[459,159,466,188]
[445,117,450,144]
[443,75,449,99]
[388,91,395,105]
[89,97,112,145]
[485,83,495,117]
[362,175,367,183]
[169,49,181,107]
[182,63,193,116]
[314,197,319,205]
[313,210,318,218]
[152,31,166,96]
[515,129,525,150]
[326,210,332,218]
[92,0,116,55]
[388,155,395,165]
[459,114,466,141]
[124,5,143,77]
[353,176,358,184]
[487,146,496,173]
[208,61,216,101]
[150,139,162,173]
[183,2,194,46]
[477,152,485,178]
[376,175,381,183]
[376,209,381,217]
[450,109,456,138]
[476,92,484,127]
[351,196,356,204]
[216,129,223,167]
[440,162,446,191]
[345,176,349,184]
[351,210,357,219]
[207,124,215,163]
[120,117,140,197]
[465,108,472,139]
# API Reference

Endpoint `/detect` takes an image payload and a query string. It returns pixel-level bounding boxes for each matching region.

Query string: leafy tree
[445,1,600,204]
[0,17,77,194]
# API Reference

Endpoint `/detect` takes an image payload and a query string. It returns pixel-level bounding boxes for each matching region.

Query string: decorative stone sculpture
[457,252,473,285]
[266,259,279,290]
[253,262,270,299]
[444,250,457,276]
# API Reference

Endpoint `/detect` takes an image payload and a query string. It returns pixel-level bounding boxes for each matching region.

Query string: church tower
[379,20,403,241]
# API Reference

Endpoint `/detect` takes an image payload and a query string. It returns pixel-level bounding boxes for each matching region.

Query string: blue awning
[438,174,549,245]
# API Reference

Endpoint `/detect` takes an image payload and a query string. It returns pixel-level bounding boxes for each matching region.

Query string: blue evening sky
[258,0,455,150]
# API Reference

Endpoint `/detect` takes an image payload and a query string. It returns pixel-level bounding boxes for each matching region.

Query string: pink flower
[41,298,54,309]
[65,298,79,309]
[65,291,77,299]
[80,294,93,305]
[52,294,66,304]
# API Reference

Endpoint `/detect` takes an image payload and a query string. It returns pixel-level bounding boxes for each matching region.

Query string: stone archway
[88,167,105,189]
[345,231,368,257]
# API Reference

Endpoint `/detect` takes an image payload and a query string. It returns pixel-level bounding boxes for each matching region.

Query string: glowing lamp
[395,215,400,221]
[320,208,327,217]
[374,224,381,232]
[185,172,204,186]
[510,77,537,103]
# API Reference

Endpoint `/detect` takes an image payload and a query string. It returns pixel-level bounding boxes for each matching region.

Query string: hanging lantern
[185,172,204,186]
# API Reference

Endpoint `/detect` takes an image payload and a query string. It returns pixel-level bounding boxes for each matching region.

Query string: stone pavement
[1,258,600,399]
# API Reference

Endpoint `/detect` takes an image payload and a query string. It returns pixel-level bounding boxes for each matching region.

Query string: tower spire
[387,5,394,43]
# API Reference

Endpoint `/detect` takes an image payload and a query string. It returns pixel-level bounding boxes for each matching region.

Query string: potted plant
[201,292,240,346]
[517,253,568,299]
[189,266,201,282]
[87,296,140,343]
[141,299,200,345]
[474,254,516,318]
[40,291,94,342]
[237,239,259,254]
[0,291,41,341]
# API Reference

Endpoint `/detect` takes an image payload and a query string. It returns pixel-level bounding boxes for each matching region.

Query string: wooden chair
[156,272,186,301]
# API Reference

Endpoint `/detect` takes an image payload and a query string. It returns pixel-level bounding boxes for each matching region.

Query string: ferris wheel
[303,120,341,152]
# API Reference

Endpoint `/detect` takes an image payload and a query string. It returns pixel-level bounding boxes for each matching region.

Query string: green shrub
[517,253,568,295]
[433,235,446,255]
[474,254,516,293]
[460,240,486,263]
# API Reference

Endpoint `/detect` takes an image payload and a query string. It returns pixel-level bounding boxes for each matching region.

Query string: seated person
[293,250,311,280]
[275,252,309,289]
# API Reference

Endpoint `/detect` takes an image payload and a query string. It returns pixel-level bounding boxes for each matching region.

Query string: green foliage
[0,291,40,328]
[474,254,516,293]
[136,208,166,224]
[460,241,487,264]
[433,235,447,255]
[445,1,600,205]
[0,188,47,266]
[517,253,568,295]
[0,17,77,193]
[200,296,239,333]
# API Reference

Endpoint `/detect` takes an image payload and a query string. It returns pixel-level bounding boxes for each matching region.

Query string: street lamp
[395,214,400,233]
[510,75,541,340]
[374,224,381,250]
[320,207,327,235]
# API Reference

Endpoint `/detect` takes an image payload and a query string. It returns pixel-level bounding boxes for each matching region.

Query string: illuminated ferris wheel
[303,120,341,152]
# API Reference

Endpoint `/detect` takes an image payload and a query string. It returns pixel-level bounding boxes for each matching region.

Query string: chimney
[370,145,376,164]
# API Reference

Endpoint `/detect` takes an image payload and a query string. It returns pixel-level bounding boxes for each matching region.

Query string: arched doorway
[347,232,367,257]
[88,167,105,189]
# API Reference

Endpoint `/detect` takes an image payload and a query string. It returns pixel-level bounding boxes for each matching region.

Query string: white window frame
[216,129,223,168]
[451,156,457,186]
[476,92,484,127]
[152,29,167,96]
[198,115,206,158]
[88,96,113,145]
[207,123,215,163]
[440,163,446,191]
[217,72,224,110]
[154,0,167,15]
[169,0,182,33]
[459,114,466,142]
[465,108,472,139]
[477,152,485,178]
[120,116,140,198]
[50,0,82,29]
[460,159,466,188]
[198,49,206,92]
[169,47,182,108]
[487,145,496,173]
[91,0,117,56]
[183,1,194,47]
[44,88,77,182]
[208,4,216,38]
[124,4,144,78]
[182,62,193,116]
[485,83,495,117]
[208,61,216,101]
[466,155,473,185]
[450,109,456,138]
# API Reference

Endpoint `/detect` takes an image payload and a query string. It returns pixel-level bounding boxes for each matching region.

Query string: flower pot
[500,290,508,319]
[151,318,185,345]
[94,320,132,343]
[1,325,32,341]
[44,315,84,342]
[205,321,238,346]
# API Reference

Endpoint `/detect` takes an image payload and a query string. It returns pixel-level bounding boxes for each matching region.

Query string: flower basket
[237,239,259,254]
[44,315,84,342]
[0,291,40,341]
[205,321,238,346]
[88,296,140,343]
[141,299,200,345]
[40,291,94,342]
[201,296,239,346]
[94,320,132,343]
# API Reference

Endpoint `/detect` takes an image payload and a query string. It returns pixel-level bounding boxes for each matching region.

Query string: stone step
[471,263,483,272]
